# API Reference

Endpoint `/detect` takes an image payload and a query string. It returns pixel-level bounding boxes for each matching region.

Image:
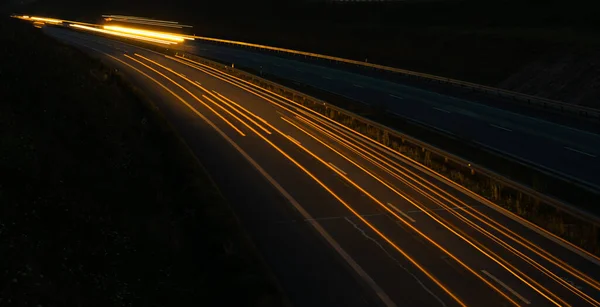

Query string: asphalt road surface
[45,27,600,307]
[183,41,600,189]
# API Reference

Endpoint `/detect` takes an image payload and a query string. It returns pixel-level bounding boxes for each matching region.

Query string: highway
[45,27,600,307]
[183,42,600,188]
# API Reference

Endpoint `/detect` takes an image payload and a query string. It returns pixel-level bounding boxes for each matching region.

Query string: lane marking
[194,80,202,85]
[564,147,597,158]
[481,270,531,305]
[322,76,332,80]
[386,203,416,223]
[328,162,347,175]
[489,124,513,132]
[389,94,403,99]
[287,135,301,145]
[389,112,456,136]
[344,217,445,306]
[277,213,384,223]
[434,128,456,136]
[433,107,450,113]
[353,84,364,88]
[406,205,481,214]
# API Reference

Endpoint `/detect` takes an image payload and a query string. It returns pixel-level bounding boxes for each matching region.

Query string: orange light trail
[123,54,245,136]
[207,92,272,135]
[84,49,394,306]
[166,53,596,306]
[174,52,600,302]
[296,108,600,301]
[67,39,600,305]
[131,54,269,135]
[131,54,465,306]
[294,113,597,305]
[279,115,523,305]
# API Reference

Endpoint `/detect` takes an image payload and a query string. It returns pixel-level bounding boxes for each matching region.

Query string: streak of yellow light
[142,55,466,306]
[305,116,600,304]
[104,25,193,42]
[268,134,468,307]
[131,54,268,135]
[166,54,581,306]
[29,16,62,24]
[202,94,261,135]
[207,93,272,135]
[95,49,394,305]
[295,113,596,305]
[220,107,468,307]
[171,55,600,300]
[166,55,299,116]
[297,108,600,301]
[285,114,559,306]
[280,115,522,305]
[123,54,245,136]
[70,24,176,45]
[214,91,278,130]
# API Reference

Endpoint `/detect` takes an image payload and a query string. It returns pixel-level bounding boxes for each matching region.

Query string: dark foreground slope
[0,17,284,307]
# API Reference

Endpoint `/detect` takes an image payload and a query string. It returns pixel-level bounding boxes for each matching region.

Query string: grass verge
[0,17,286,307]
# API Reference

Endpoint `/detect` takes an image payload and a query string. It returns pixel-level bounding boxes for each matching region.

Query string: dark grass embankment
[0,17,286,307]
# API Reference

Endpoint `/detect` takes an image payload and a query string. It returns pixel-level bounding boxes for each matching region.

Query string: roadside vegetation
[0,17,285,307]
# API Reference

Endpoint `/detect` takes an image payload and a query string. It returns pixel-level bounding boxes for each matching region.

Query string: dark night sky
[13,0,598,27]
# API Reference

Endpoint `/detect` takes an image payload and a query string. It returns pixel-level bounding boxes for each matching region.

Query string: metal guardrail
[191,35,600,121]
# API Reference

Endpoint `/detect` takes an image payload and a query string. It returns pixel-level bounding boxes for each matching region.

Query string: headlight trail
[103,25,194,42]
[70,24,177,45]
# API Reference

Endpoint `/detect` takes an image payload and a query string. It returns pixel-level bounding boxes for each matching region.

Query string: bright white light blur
[103,25,193,42]
[29,16,62,24]
[70,24,176,45]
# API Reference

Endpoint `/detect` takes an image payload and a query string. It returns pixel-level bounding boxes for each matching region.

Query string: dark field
[0,17,285,307]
